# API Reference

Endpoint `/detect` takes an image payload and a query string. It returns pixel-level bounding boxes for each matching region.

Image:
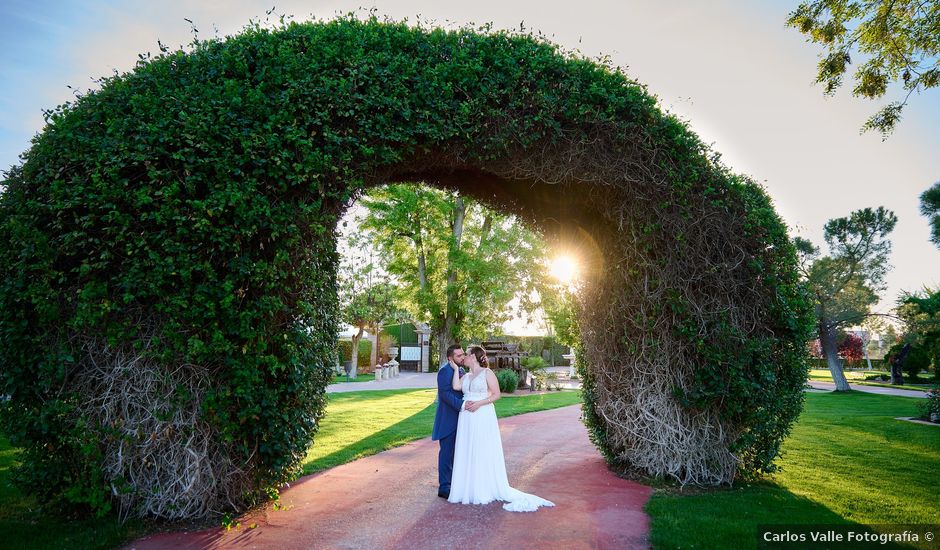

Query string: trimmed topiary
[0,15,813,518]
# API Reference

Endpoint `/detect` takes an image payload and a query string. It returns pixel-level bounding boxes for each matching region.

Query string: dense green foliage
[0,14,812,517]
[495,369,519,393]
[786,0,940,135]
[921,181,940,248]
[893,287,940,381]
[360,184,548,362]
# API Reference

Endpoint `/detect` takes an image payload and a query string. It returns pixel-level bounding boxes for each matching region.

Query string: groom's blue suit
[432,360,464,495]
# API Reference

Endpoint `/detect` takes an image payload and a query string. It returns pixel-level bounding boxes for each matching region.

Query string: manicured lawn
[302,388,582,474]
[0,388,581,549]
[647,391,940,549]
[808,369,938,391]
[330,372,376,383]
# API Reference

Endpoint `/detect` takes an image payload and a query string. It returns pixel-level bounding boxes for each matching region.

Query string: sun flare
[549,255,579,284]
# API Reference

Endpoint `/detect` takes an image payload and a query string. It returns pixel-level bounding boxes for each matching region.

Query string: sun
[549,255,579,284]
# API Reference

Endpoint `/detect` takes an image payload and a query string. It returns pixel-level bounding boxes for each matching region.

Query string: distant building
[382,321,432,372]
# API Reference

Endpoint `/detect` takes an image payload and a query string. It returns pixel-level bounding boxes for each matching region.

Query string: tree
[894,287,940,381]
[339,282,396,377]
[795,207,898,390]
[336,225,400,377]
[360,184,546,364]
[838,332,865,363]
[786,0,940,136]
[921,181,940,248]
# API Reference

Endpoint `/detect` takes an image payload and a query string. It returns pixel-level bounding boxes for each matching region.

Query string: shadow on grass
[646,481,921,550]
[0,436,155,550]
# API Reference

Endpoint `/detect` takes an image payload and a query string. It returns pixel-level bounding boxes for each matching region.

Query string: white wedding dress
[447,370,555,512]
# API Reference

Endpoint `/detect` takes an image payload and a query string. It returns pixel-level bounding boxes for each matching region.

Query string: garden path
[126,405,652,550]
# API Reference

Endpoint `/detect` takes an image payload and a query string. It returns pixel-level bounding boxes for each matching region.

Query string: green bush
[903,346,931,381]
[917,389,940,421]
[495,369,519,393]
[0,13,813,518]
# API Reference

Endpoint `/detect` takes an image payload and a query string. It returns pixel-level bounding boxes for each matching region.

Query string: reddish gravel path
[127,405,652,550]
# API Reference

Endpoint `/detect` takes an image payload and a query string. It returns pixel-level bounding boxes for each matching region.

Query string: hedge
[0,15,812,518]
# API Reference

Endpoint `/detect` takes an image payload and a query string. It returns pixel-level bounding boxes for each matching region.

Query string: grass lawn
[808,369,938,391]
[330,372,375,383]
[0,388,581,549]
[0,438,152,550]
[646,391,940,549]
[302,388,582,474]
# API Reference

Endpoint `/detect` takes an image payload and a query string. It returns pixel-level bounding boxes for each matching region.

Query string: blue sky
[1,0,938,321]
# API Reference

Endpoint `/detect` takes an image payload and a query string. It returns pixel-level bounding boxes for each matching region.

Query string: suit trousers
[438,430,457,493]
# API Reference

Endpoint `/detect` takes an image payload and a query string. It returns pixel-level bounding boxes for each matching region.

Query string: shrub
[0,14,812,519]
[495,369,519,394]
[917,389,940,422]
[903,346,931,381]
[522,356,548,371]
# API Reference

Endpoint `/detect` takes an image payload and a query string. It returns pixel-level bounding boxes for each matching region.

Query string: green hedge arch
[0,16,814,518]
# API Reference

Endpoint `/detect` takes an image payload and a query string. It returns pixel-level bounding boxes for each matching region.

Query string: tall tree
[921,180,940,248]
[795,207,898,390]
[786,0,940,136]
[336,225,400,377]
[339,283,397,376]
[360,184,545,363]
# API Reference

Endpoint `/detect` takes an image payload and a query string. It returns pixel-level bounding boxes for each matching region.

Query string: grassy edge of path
[0,388,581,550]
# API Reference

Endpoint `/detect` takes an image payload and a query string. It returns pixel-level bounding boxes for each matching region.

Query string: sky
[1,0,938,335]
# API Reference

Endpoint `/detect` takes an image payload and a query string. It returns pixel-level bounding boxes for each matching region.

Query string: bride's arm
[480,369,501,405]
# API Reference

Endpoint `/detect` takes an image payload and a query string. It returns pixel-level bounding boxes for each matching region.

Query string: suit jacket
[431,361,465,441]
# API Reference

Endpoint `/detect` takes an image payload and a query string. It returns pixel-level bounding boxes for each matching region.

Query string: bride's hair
[467,346,489,369]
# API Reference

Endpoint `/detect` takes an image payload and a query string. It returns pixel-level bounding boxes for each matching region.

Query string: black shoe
[438,490,449,499]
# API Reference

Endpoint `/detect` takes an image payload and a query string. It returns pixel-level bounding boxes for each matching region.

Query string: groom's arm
[437,368,465,412]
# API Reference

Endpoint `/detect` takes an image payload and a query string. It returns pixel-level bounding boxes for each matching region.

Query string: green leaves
[0,13,814,514]
[786,0,940,136]
[920,180,940,248]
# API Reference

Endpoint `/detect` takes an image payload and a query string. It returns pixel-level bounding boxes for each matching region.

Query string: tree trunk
[819,321,851,391]
[477,214,492,253]
[369,323,379,370]
[437,196,466,365]
[349,326,364,379]
[436,327,455,369]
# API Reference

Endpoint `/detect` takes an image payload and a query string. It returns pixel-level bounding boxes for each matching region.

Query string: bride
[447,346,555,512]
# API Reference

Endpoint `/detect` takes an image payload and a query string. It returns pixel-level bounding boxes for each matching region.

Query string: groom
[432,344,468,499]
